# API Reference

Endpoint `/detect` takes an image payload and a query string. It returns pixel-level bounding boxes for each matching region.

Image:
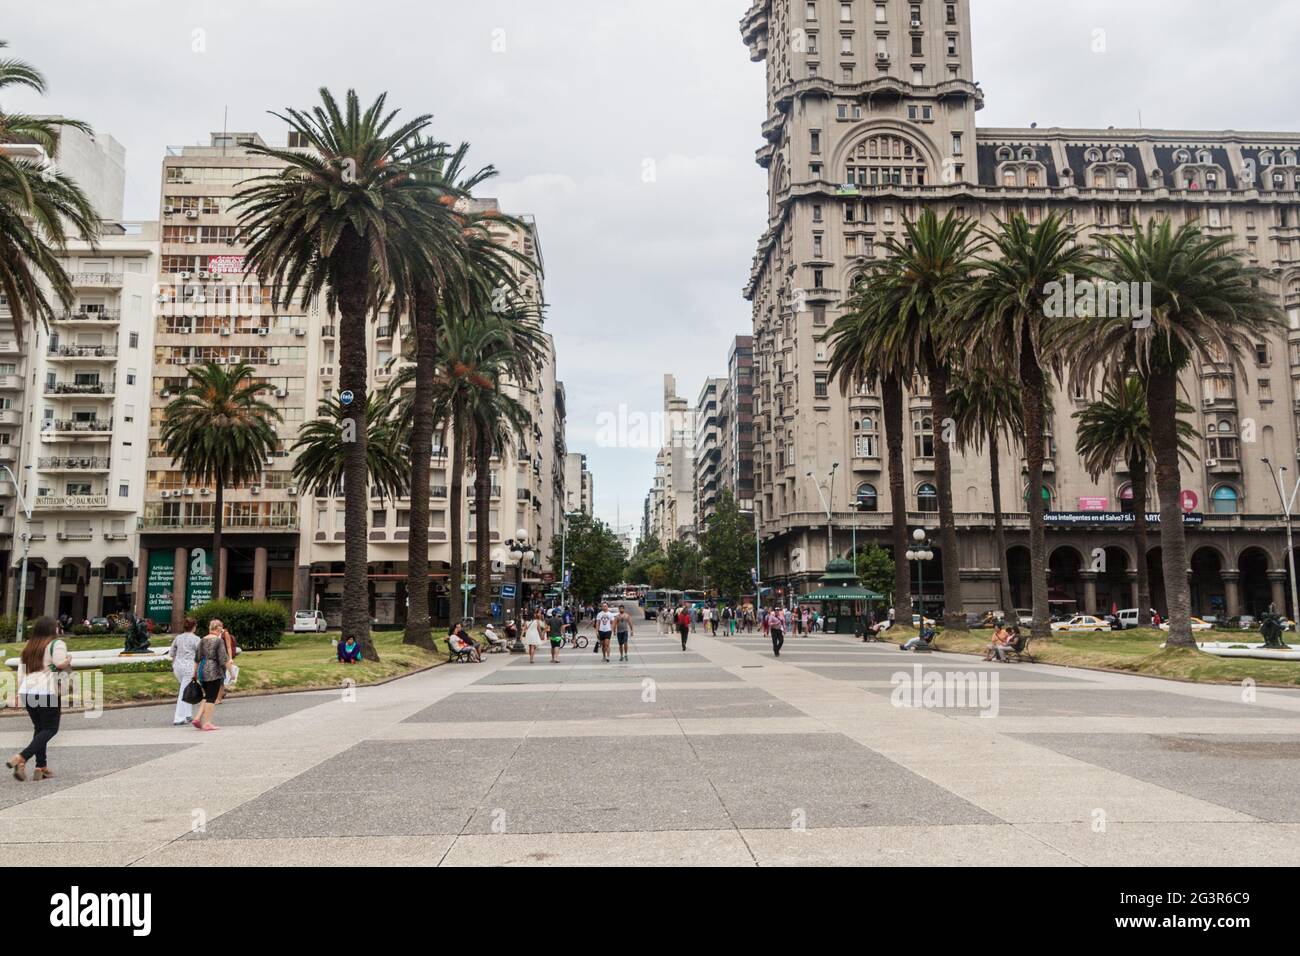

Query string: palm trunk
[337,232,376,661]
[926,354,965,631]
[989,431,1012,613]
[473,422,493,620]
[212,471,224,602]
[883,372,911,622]
[403,287,437,649]
[1130,453,1152,628]
[1148,369,1194,648]
[448,415,466,625]
[1020,337,1051,640]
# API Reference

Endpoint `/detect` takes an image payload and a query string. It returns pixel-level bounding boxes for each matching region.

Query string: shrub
[0,615,16,644]
[188,599,288,651]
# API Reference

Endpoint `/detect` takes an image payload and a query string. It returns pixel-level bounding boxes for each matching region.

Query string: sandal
[6,755,25,782]
[33,767,54,781]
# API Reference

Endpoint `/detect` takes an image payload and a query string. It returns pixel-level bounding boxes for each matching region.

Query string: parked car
[293,609,328,633]
[1050,614,1112,633]
[1014,608,1033,627]
[1159,617,1213,632]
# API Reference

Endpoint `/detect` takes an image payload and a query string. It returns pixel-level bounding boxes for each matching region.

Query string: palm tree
[959,214,1096,640]
[159,362,281,602]
[236,88,457,661]
[825,282,911,623]
[947,368,1024,615]
[290,389,411,503]
[0,40,98,343]
[1073,219,1281,647]
[831,209,983,630]
[1074,376,1197,627]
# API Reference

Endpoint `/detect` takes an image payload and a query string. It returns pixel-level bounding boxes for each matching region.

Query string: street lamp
[1262,457,1300,623]
[505,527,534,651]
[807,461,840,566]
[905,528,935,623]
[559,511,583,611]
[2,465,32,643]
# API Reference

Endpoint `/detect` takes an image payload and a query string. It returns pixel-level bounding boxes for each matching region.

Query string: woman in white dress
[523,609,546,663]
[167,617,202,725]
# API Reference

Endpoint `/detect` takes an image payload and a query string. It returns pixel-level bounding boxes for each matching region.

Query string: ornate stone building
[741,0,1300,619]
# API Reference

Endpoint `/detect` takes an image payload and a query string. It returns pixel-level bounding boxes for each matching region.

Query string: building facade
[564,452,594,515]
[694,376,725,528]
[646,374,696,547]
[741,0,1300,619]
[137,134,567,629]
[719,334,756,515]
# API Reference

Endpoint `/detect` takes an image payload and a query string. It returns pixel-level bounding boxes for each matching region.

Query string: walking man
[675,603,692,651]
[767,608,785,658]
[615,605,635,662]
[595,602,616,662]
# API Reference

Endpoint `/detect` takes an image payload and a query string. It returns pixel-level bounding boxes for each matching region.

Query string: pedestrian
[595,602,616,662]
[523,609,546,663]
[192,619,234,732]
[548,611,564,663]
[214,621,239,704]
[767,608,785,658]
[7,617,71,782]
[167,617,202,726]
[675,603,692,651]
[615,604,635,662]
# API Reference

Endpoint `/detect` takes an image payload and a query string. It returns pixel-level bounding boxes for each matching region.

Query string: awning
[798,588,885,602]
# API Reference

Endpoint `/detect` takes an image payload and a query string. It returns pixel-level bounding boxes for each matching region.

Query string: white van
[1116,609,1153,629]
[293,609,328,633]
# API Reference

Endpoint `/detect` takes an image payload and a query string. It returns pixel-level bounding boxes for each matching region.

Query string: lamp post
[505,528,534,651]
[1263,457,1300,623]
[905,528,935,624]
[2,465,32,643]
[807,461,840,569]
[559,511,582,611]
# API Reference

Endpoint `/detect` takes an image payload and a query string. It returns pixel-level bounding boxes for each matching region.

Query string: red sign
[208,255,246,275]
[1078,496,1109,512]
[1180,490,1198,513]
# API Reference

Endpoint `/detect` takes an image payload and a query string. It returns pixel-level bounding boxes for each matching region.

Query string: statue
[1259,610,1289,650]
[122,612,152,655]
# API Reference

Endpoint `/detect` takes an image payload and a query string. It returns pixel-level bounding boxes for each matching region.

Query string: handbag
[182,676,204,704]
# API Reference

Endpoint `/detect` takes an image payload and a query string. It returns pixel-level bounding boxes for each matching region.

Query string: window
[946,35,958,56]
[856,483,878,512]
[854,415,879,457]
[1211,485,1239,515]
[128,332,139,349]
[814,373,829,399]
[913,416,934,458]
[951,133,962,156]
[1255,342,1270,366]
[118,482,129,497]
[807,1,817,20]
[811,131,822,154]
[841,2,852,21]
[917,483,938,512]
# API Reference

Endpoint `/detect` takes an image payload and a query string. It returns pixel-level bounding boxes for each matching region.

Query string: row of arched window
[852,482,1244,514]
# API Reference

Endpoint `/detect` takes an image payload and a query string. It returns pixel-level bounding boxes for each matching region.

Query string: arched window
[1118,484,1135,514]
[1261,152,1275,167]
[846,132,930,187]
[1174,149,1191,164]
[997,147,1014,162]
[1107,148,1125,162]
[1285,152,1297,166]
[1211,485,1239,514]
[913,416,934,458]
[1019,147,1035,161]
[917,483,939,513]
[1024,484,1054,510]
[1085,148,1102,163]
[1197,150,1213,165]
[856,483,878,512]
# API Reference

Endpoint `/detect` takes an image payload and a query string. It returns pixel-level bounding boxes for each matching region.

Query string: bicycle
[564,632,589,649]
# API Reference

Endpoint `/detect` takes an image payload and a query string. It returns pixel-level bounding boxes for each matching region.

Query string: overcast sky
[6,0,1300,536]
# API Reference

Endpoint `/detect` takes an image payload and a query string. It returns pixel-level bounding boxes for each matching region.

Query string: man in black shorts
[615,605,635,662]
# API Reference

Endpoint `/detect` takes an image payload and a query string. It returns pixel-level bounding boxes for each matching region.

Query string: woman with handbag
[522,609,546,663]
[168,617,202,725]
[191,619,233,731]
[6,617,71,781]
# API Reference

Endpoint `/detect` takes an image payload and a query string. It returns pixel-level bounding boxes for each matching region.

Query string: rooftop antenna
[1138,109,1144,129]
[221,106,228,154]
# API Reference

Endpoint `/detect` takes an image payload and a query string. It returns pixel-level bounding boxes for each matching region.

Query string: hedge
[188,599,289,650]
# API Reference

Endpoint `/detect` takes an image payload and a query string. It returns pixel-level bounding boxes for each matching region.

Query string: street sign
[500,584,517,600]
[340,389,354,406]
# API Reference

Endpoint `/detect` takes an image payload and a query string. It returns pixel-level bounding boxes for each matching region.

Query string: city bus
[643,588,682,620]
[682,590,707,609]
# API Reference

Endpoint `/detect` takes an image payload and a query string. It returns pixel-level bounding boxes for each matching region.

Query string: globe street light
[504,529,534,650]
[906,528,935,622]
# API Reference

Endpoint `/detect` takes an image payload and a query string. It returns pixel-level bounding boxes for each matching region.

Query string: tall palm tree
[159,362,281,603]
[1074,376,1197,627]
[0,40,98,343]
[290,389,411,503]
[947,368,1024,615]
[825,282,911,622]
[235,88,456,661]
[1073,219,1281,647]
[959,214,1096,640]
[832,209,983,630]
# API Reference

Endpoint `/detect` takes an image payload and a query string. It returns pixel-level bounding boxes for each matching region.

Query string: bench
[1003,633,1033,663]
[447,641,475,664]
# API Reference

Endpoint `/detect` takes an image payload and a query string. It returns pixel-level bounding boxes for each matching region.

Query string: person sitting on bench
[337,636,362,664]
[483,623,508,653]
[992,627,1021,662]
[449,625,482,663]
[900,622,936,652]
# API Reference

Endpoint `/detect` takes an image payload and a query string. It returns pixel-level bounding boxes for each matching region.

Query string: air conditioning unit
[200,488,210,496]
[214,357,226,364]
[178,271,192,280]
[160,390,171,398]
[1203,397,1215,406]
[876,52,889,61]
[161,490,172,499]
[163,205,176,214]
[294,329,306,337]
[275,388,287,398]
[1206,459,1219,468]
[225,238,236,245]
[251,485,261,495]
[156,294,170,304]
[185,210,198,219]
[257,328,269,336]
[287,486,299,496]
[269,358,280,366]
[220,328,231,336]
[197,270,211,279]
[182,488,194,497]
[183,236,197,244]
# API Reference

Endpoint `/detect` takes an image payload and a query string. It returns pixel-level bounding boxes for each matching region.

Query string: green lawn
[932,627,1300,688]
[2,629,463,707]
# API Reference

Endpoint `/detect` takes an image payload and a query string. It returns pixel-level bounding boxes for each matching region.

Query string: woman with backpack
[7,617,71,781]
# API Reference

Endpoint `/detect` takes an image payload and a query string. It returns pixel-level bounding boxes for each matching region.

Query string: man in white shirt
[595,603,617,662]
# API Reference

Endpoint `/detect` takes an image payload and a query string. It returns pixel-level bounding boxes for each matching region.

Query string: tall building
[646,374,695,547]
[694,377,725,529]
[741,0,1300,619]
[564,452,594,515]
[139,133,566,628]
[719,335,756,515]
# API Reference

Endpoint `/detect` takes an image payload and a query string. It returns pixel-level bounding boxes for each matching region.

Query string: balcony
[68,272,123,288]
[431,485,448,498]
[47,344,118,361]
[0,409,19,426]
[42,418,113,437]
[143,513,299,531]
[45,382,115,399]
[0,375,23,390]
[38,455,110,472]
[56,531,95,542]
[321,326,336,339]
[52,309,120,326]
[0,446,15,463]
[34,494,110,512]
